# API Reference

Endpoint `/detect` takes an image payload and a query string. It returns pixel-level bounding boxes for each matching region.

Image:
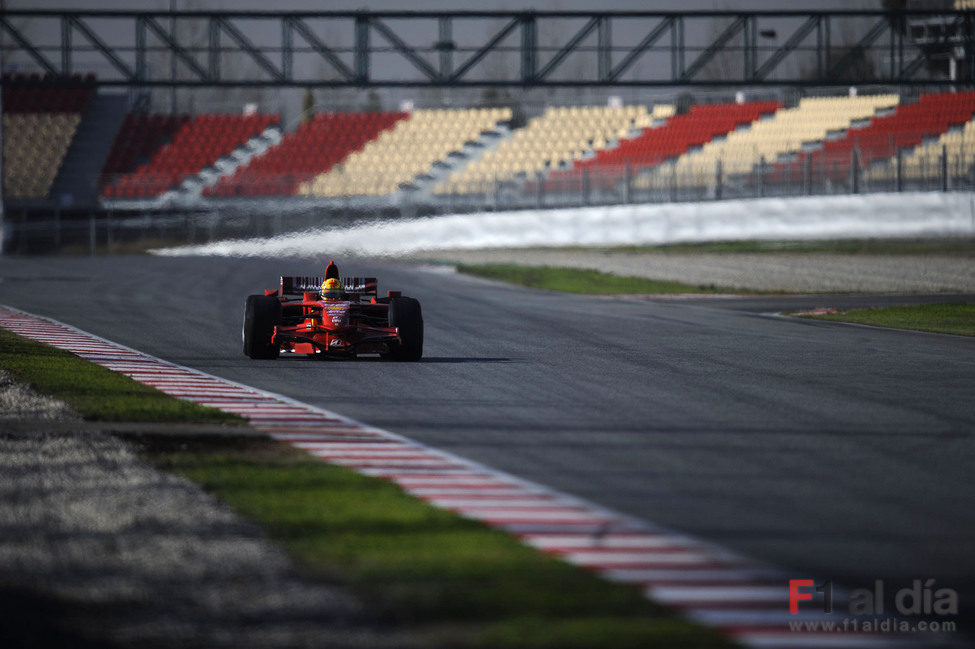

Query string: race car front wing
[272,322,399,356]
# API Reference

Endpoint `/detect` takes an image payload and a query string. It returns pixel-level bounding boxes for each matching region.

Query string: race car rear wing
[280,275,378,298]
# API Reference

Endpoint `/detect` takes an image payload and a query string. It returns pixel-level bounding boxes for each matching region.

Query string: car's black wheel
[243,294,281,359]
[384,297,423,361]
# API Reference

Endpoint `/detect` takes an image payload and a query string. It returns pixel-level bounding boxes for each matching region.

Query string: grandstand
[2,74,95,200]
[574,101,779,172]
[207,111,404,197]
[7,80,975,211]
[869,114,975,182]
[434,105,650,196]
[299,107,511,198]
[1,6,973,259]
[545,100,781,196]
[101,113,279,199]
[772,91,975,184]
[644,94,901,190]
[100,114,189,199]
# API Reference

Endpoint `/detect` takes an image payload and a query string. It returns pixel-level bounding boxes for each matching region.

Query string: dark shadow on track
[178,356,518,365]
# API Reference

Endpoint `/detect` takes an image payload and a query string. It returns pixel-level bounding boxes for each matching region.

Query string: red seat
[100,111,282,197]
[778,91,975,181]
[550,101,781,184]
[213,111,407,196]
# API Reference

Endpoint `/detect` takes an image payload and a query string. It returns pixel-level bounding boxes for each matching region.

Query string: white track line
[0,305,958,649]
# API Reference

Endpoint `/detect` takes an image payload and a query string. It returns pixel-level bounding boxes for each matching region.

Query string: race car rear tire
[384,297,423,361]
[243,294,281,359]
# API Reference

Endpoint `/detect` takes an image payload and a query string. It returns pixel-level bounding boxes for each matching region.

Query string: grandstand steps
[405,125,511,198]
[163,126,283,203]
[212,126,283,174]
[51,92,128,208]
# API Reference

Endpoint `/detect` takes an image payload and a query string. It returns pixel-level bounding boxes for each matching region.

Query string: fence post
[961,137,967,190]
[623,163,632,205]
[715,159,722,200]
[535,172,543,209]
[785,156,792,195]
[582,167,590,206]
[804,153,812,195]
[941,143,949,192]
[758,156,765,198]
[670,164,677,202]
[895,148,903,192]
[850,149,859,194]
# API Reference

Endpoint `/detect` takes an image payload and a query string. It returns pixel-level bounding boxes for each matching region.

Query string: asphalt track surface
[2,255,975,628]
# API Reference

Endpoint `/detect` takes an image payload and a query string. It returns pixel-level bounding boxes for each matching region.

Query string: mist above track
[155,192,975,258]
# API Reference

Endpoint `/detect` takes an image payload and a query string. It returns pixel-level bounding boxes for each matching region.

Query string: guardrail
[4,144,974,255]
[0,203,385,255]
[426,144,974,211]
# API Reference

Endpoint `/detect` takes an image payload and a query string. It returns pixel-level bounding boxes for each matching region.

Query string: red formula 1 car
[242,261,423,361]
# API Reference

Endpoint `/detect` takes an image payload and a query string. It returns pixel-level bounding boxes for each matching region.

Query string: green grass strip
[798,302,975,337]
[0,328,242,423]
[458,264,726,294]
[0,324,733,645]
[143,437,734,649]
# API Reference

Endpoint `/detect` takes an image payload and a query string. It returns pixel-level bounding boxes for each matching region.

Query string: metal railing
[4,143,974,254]
[418,143,974,212]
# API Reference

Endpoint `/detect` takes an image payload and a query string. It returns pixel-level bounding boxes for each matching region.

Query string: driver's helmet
[321,277,345,301]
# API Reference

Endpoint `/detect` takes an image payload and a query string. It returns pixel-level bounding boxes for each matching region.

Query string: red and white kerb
[0,306,949,649]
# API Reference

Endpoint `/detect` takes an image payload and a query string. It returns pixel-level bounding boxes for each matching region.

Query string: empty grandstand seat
[654,94,899,188]
[435,105,649,195]
[548,100,781,193]
[866,95,975,182]
[102,113,279,198]
[206,111,404,197]
[298,107,511,198]
[1,74,95,199]
[781,91,975,182]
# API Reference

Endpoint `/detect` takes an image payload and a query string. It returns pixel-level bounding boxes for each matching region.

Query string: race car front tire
[384,297,423,361]
[243,294,281,359]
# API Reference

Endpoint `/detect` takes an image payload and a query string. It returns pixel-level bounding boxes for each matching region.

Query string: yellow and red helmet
[322,277,345,300]
[321,277,345,301]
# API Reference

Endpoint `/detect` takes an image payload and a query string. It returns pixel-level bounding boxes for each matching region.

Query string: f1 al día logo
[790,578,959,616]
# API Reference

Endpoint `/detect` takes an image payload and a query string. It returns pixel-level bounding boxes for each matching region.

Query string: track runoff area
[0,305,960,649]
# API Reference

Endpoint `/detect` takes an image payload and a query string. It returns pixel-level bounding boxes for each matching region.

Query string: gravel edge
[412,248,975,293]
[0,380,412,649]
